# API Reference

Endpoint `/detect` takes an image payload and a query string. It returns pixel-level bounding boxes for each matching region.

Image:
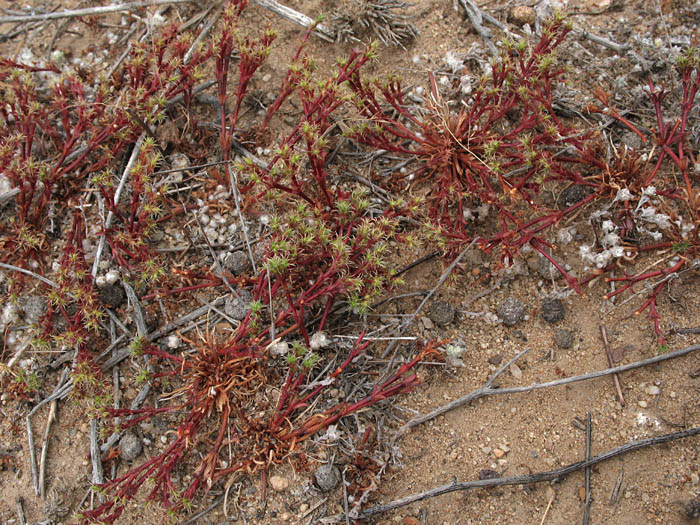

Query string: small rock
[99,283,125,308]
[119,431,142,461]
[428,300,455,326]
[481,446,492,454]
[478,469,500,480]
[314,464,340,492]
[685,499,700,518]
[420,316,435,330]
[488,354,503,366]
[224,290,252,321]
[510,363,523,378]
[165,335,180,349]
[558,184,591,208]
[554,328,573,349]
[222,251,250,275]
[21,295,48,324]
[269,475,289,492]
[493,448,506,459]
[508,5,536,26]
[541,297,564,323]
[638,400,648,408]
[497,297,526,326]
[691,473,699,485]
[105,269,120,285]
[645,385,660,396]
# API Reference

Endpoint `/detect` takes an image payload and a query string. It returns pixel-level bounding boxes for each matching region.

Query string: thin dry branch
[355,427,700,519]
[0,0,193,24]
[252,0,335,41]
[394,343,700,440]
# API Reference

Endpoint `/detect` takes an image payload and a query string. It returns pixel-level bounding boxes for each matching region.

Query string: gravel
[119,431,142,461]
[541,297,565,323]
[497,297,526,326]
[428,300,455,326]
[554,328,573,349]
[314,464,341,492]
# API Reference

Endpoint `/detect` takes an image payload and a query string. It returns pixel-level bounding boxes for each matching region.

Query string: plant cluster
[1,1,699,522]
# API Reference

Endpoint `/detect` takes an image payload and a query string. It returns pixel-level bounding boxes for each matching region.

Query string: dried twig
[395,343,700,439]
[90,419,104,497]
[583,412,592,525]
[15,497,27,525]
[252,0,335,41]
[26,417,39,495]
[91,132,146,278]
[357,427,700,518]
[600,325,625,406]
[38,399,58,499]
[0,0,193,24]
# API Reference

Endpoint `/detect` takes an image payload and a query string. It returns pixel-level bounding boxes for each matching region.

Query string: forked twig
[394,343,700,440]
[355,427,700,519]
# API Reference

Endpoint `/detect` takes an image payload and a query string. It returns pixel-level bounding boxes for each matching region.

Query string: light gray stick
[395,343,700,439]
[91,132,147,278]
[0,0,193,24]
[252,0,335,41]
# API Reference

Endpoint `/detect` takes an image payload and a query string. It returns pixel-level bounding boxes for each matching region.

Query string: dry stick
[0,261,59,288]
[91,132,147,278]
[0,0,193,24]
[583,412,592,525]
[181,495,225,525]
[38,399,57,499]
[183,3,221,64]
[26,417,39,495]
[90,419,104,500]
[357,427,700,519]
[381,240,477,359]
[395,343,700,440]
[599,325,625,406]
[15,497,27,525]
[252,0,336,42]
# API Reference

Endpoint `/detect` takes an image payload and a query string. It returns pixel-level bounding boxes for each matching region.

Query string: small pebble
[645,385,660,396]
[119,431,143,461]
[269,474,289,492]
[685,499,700,518]
[314,464,341,492]
[510,363,523,379]
[497,297,526,326]
[99,284,125,308]
[428,300,455,326]
[541,297,565,323]
[222,251,249,275]
[554,328,573,349]
[638,400,648,408]
[508,5,536,26]
[225,290,252,321]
